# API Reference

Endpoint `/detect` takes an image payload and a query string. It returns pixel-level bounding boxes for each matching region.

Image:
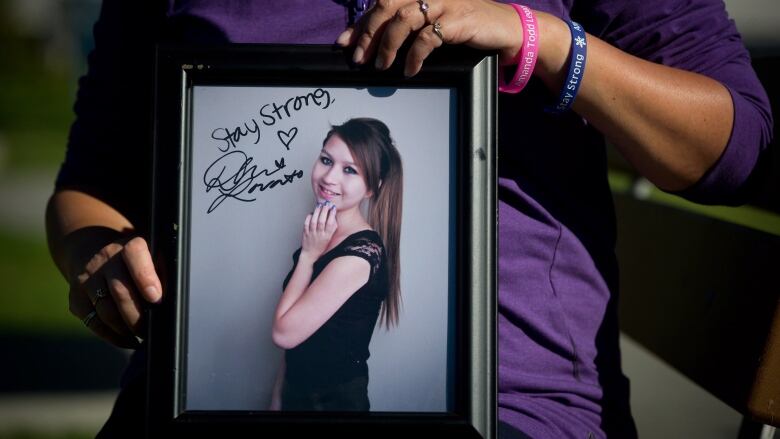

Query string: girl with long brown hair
[270,118,403,411]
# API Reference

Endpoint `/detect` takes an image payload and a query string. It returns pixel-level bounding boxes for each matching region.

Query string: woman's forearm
[535,12,734,192]
[272,255,314,345]
[46,189,135,281]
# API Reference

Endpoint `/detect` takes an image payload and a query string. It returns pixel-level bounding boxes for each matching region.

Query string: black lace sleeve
[341,234,384,278]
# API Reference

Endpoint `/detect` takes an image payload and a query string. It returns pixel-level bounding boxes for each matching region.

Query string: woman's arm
[340,0,771,197]
[534,13,733,192]
[273,203,336,324]
[46,0,165,348]
[272,203,372,349]
[272,255,370,349]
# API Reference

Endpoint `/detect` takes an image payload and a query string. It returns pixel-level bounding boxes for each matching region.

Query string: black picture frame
[149,44,495,438]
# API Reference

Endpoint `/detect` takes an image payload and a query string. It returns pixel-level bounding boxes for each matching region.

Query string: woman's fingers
[375,1,437,69]
[71,237,165,344]
[316,203,330,231]
[351,0,415,64]
[325,205,338,234]
[404,20,446,77]
[343,0,525,76]
[311,204,323,233]
[304,213,312,233]
[75,241,135,337]
[83,275,134,337]
[91,237,160,336]
[121,237,162,304]
[307,202,337,237]
[336,27,356,47]
[69,284,138,348]
[102,262,146,335]
[301,204,337,259]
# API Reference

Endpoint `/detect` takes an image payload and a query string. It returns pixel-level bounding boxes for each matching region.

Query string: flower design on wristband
[546,20,588,114]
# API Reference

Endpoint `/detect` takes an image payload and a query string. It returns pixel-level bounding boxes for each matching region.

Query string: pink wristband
[498,4,539,94]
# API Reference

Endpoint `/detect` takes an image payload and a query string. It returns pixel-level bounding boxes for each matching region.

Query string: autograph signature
[203,150,304,213]
[201,88,336,212]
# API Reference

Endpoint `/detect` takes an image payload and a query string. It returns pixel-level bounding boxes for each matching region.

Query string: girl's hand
[300,202,338,262]
[336,0,525,77]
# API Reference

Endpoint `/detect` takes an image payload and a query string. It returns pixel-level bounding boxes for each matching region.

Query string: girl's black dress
[281,229,387,411]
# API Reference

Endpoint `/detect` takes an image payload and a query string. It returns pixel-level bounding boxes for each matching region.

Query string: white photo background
[186,85,455,412]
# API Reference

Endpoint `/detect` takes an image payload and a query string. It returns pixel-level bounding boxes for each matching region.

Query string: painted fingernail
[375,55,384,70]
[337,29,351,46]
[352,46,364,64]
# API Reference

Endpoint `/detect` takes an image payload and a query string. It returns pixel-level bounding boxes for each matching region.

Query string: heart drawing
[277,127,298,150]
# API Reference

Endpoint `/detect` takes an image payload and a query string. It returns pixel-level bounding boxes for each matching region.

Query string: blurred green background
[0,1,119,438]
[0,0,93,333]
[0,0,777,438]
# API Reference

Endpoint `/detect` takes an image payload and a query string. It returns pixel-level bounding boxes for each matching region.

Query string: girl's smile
[317,184,340,200]
[311,134,372,211]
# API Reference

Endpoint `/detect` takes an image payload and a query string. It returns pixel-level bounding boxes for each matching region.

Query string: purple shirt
[57,1,772,437]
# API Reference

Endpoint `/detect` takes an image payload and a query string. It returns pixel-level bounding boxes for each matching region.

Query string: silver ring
[432,21,444,41]
[416,0,430,22]
[82,310,98,327]
[93,287,109,305]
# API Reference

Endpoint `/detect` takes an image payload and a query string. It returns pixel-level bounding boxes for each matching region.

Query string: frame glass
[149,44,495,438]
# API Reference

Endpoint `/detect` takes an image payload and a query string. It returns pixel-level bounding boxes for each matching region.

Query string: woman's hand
[47,190,163,349]
[337,0,524,77]
[300,202,338,262]
[68,234,163,349]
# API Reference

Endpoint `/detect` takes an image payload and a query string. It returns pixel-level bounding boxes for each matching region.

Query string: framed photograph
[149,44,495,438]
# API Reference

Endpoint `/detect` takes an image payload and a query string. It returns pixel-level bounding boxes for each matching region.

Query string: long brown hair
[325,118,403,328]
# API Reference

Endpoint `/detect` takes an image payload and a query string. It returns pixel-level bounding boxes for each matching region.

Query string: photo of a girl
[269,118,403,411]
